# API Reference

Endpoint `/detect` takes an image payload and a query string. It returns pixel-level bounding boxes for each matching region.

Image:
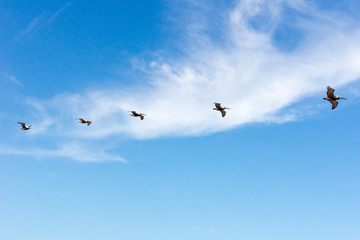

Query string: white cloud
[23,16,44,35]
[0,73,22,86]
[23,0,360,140]
[0,142,125,163]
[17,2,72,38]
[47,2,72,24]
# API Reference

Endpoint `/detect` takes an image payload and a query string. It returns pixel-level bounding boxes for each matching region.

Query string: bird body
[213,102,230,117]
[323,86,347,109]
[17,122,31,130]
[77,118,92,126]
[130,111,145,120]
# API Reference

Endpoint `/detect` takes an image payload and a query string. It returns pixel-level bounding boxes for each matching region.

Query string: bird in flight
[130,111,145,120]
[213,102,230,117]
[77,118,92,126]
[323,86,347,110]
[17,122,31,130]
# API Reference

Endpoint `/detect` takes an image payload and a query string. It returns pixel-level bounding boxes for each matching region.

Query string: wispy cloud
[25,0,360,140]
[18,2,72,38]
[0,142,125,163]
[23,16,44,35]
[0,72,22,86]
[47,2,72,24]
[17,15,44,39]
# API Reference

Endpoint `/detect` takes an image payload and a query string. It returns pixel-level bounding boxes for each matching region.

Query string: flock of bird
[17,86,346,130]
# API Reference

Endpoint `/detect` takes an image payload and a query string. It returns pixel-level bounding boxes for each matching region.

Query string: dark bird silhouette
[77,118,92,126]
[323,86,347,110]
[17,122,31,130]
[213,102,230,117]
[130,111,145,120]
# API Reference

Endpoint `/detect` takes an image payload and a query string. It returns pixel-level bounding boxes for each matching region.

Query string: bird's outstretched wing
[17,122,26,128]
[329,99,339,109]
[215,103,222,109]
[78,118,86,123]
[131,111,137,116]
[327,86,335,98]
[86,121,92,126]
[220,110,226,117]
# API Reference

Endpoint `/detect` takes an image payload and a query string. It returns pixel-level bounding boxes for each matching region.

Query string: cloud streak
[18,2,72,38]
[48,2,72,24]
[22,16,44,35]
[0,72,22,86]
[0,142,125,163]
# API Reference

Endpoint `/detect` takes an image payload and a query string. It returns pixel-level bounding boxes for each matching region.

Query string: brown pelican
[77,118,92,126]
[130,111,145,120]
[17,122,31,130]
[323,86,347,110]
[213,102,230,117]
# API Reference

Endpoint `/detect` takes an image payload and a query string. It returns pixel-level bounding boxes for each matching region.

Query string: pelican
[323,86,347,110]
[213,102,230,117]
[77,118,92,126]
[130,111,145,120]
[17,122,31,130]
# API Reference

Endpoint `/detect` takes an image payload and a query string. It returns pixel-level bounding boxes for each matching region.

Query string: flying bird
[77,118,92,126]
[213,102,230,117]
[130,111,145,120]
[323,86,347,110]
[17,122,31,130]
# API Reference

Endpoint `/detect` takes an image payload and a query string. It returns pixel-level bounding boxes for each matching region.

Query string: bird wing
[17,122,26,128]
[131,111,137,116]
[86,121,92,126]
[215,103,222,109]
[220,110,226,117]
[78,118,86,123]
[329,99,339,109]
[327,86,335,98]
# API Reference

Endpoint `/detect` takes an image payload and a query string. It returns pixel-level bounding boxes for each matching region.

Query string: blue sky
[0,0,360,239]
